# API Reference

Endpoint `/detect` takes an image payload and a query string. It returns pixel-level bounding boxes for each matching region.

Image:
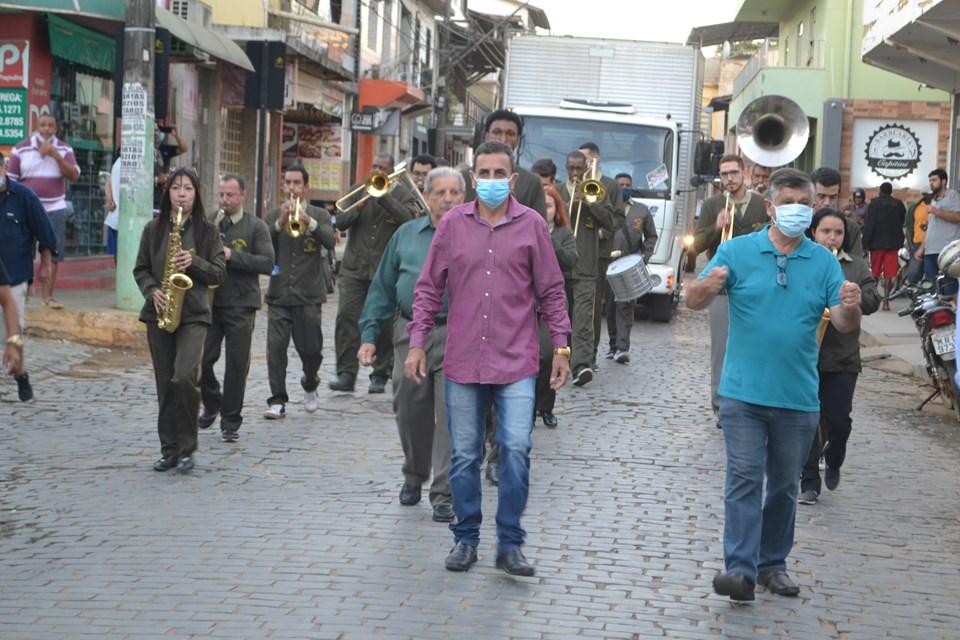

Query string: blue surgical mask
[621,187,633,201]
[774,203,813,238]
[475,178,511,208]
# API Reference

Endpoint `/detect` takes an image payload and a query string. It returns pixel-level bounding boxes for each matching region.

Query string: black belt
[400,312,446,326]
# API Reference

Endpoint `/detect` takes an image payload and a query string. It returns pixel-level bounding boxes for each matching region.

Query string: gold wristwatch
[6,334,24,348]
[553,346,571,359]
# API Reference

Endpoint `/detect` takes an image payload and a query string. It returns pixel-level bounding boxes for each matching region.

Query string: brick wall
[839,99,951,206]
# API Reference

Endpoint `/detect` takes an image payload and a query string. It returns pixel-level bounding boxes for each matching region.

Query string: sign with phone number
[0,88,26,146]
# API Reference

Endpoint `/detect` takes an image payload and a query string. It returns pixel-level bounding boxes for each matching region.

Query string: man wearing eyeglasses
[687,168,862,603]
[693,154,769,414]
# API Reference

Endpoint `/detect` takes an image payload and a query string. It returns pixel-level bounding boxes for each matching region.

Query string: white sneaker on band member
[304,390,319,413]
[263,404,286,419]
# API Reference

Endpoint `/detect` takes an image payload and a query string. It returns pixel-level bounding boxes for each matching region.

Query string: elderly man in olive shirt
[330,152,421,394]
[199,175,274,441]
[263,165,336,419]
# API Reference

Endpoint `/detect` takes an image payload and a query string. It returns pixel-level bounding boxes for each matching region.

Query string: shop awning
[47,13,115,73]
[359,79,425,110]
[156,7,254,72]
[0,0,122,20]
[686,21,779,47]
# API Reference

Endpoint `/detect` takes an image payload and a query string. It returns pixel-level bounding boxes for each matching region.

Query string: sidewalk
[23,287,145,350]
[859,296,928,378]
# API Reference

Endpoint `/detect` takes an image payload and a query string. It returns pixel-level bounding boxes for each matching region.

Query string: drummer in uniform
[607,202,658,364]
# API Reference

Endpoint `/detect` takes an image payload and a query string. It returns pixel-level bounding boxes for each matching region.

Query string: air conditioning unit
[171,0,212,27]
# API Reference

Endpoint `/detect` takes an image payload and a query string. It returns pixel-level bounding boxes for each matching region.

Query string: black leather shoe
[153,455,178,472]
[399,483,421,506]
[221,430,239,443]
[485,463,499,486]
[445,542,478,572]
[432,502,455,522]
[540,411,558,428]
[712,571,755,602]
[495,548,535,576]
[368,376,387,394]
[328,373,355,392]
[176,454,195,473]
[15,373,33,402]
[198,408,218,429]
[758,571,799,596]
[824,466,841,491]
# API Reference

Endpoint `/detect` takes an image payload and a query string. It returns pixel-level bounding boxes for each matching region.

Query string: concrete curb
[25,305,146,350]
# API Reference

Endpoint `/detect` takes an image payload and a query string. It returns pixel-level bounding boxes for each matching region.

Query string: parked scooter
[898,277,959,421]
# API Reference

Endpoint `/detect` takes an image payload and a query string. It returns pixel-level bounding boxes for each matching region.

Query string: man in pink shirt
[7,115,80,308]
[405,141,571,576]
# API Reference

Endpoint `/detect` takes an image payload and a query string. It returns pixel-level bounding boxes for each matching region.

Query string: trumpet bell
[736,95,809,167]
[287,219,304,238]
[581,179,605,204]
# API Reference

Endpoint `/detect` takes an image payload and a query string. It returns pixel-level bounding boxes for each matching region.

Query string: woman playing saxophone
[133,168,226,473]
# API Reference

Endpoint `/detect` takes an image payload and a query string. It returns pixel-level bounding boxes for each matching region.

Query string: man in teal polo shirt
[687,168,863,603]
[357,167,464,523]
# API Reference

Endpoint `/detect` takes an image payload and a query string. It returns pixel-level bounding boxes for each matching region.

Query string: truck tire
[651,293,673,323]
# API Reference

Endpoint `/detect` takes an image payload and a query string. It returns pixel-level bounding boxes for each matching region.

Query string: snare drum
[606,254,654,302]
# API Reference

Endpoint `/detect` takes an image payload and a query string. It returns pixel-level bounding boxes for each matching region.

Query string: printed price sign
[0,88,27,145]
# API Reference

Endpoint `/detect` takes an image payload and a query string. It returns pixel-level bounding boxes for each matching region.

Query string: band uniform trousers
[566,277,596,373]
[146,322,207,458]
[594,257,614,356]
[801,371,858,494]
[535,318,556,416]
[708,293,729,413]
[336,275,393,381]
[391,316,452,505]
[612,299,636,353]
[267,303,323,406]
[201,307,256,432]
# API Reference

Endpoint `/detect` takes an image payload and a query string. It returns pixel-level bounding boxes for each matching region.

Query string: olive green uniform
[134,217,226,458]
[334,185,420,384]
[593,176,625,359]
[265,203,335,406]
[200,210,274,432]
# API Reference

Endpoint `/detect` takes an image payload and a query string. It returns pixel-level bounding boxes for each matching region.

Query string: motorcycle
[897,277,959,421]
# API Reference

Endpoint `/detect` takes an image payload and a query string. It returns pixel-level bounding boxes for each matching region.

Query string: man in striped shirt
[6,115,80,309]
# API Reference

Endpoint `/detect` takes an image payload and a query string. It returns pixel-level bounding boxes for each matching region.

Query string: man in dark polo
[357,166,465,523]
[557,149,619,387]
[198,174,274,441]
[263,165,336,419]
[463,110,546,216]
[329,152,421,394]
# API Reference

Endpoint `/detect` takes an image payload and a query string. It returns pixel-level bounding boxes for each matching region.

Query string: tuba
[157,206,194,333]
[287,197,305,238]
[736,95,809,168]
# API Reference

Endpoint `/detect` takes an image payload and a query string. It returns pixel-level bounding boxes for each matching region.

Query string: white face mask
[0,174,6,189]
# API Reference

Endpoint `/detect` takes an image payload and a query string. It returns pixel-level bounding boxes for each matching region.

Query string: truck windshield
[517,116,674,199]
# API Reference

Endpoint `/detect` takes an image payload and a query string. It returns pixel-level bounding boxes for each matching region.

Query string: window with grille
[220,108,242,176]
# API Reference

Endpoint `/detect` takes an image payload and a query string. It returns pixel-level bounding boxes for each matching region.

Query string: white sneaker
[304,390,319,413]
[263,404,286,420]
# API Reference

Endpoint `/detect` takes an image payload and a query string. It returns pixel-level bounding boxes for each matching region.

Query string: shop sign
[0,41,29,89]
[0,88,27,145]
[851,118,940,190]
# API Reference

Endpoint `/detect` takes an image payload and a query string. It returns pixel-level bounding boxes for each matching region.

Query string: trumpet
[816,248,840,344]
[335,164,428,216]
[287,197,305,238]
[572,158,605,238]
[719,190,735,244]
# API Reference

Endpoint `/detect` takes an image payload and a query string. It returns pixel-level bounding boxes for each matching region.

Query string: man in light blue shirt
[687,168,863,602]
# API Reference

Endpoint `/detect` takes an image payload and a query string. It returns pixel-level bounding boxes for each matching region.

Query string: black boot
[328,373,355,392]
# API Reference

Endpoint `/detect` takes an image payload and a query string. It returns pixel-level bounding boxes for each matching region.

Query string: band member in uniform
[358,167,464,522]
[409,155,437,191]
[531,158,558,189]
[463,110,546,216]
[557,150,618,387]
[608,201,658,364]
[330,153,421,394]
[198,175,274,441]
[811,166,864,257]
[750,163,772,194]
[263,165,335,419]
[134,168,226,472]
[578,143,625,369]
[694,154,768,414]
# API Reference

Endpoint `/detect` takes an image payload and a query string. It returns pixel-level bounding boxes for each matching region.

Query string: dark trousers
[266,303,323,406]
[593,258,614,356]
[201,307,256,432]
[146,322,207,458]
[335,275,393,381]
[924,253,959,294]
[566,277,595,372]
[801,371,858,494]
[534,318,555,415]
[611,301,635,352]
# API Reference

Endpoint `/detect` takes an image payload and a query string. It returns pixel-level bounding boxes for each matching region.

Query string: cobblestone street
[2,299,959,639]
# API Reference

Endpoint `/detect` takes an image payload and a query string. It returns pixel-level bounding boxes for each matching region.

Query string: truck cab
[514,103,688,322]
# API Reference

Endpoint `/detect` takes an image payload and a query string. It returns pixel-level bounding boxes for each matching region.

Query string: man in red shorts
[863,182,906,310]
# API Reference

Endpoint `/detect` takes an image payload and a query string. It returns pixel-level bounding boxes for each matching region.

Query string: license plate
[932,326,955,356]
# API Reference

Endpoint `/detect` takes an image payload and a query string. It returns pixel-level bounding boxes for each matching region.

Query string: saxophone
[157,206,194,333]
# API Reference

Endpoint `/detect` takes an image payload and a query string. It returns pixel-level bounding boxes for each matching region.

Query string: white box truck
[502,35,704,322]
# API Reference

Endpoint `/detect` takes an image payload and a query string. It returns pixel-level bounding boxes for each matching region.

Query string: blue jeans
[718,397,818,581]
[924,253,958,294]
[445,376,535,553]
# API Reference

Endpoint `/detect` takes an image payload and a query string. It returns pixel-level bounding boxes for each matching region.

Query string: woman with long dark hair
[134,168,225,472]
[799,208,880,504]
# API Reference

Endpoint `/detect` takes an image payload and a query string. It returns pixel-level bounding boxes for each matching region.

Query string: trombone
[287,197,306,238]
[335,163,428,216]
[719,191,735,244]
[572,158,605,238]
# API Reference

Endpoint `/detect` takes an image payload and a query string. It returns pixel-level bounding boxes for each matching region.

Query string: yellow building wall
[206,0,266,28]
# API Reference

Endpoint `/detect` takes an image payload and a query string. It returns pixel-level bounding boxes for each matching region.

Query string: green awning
[0,0,122,20]
[47,13,115,73]
[156,7,254,72]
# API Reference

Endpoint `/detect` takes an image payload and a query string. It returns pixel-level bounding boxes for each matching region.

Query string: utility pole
[116,0,157,311]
